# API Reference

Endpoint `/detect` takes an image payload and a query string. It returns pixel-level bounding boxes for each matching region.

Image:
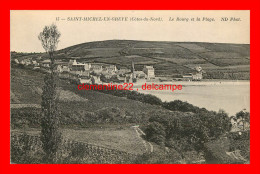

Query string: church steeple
[131,61,135,73]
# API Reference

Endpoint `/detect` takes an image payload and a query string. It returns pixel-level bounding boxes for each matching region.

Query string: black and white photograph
[10,10,250,164]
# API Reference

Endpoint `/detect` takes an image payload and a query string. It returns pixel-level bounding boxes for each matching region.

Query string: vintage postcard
[10,10,250,164]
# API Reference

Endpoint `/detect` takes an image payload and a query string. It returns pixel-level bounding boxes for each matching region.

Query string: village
[13,57,203,85]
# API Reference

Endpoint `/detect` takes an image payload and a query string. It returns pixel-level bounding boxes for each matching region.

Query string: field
[12,126,146,155]
[11,66,45,104]
[11,40,250,79]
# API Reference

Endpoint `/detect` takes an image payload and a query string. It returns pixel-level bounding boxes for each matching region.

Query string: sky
[10,10,250,52]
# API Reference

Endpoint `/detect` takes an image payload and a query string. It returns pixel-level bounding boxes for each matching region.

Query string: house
[84,63,91,70]
[182,73,193,81]
[192,72,203,80]
[192,66,203,80]
[32,60,39,66]
[55,65,63,73]
[103,65,118,73]
[69,59,91,71]
[101,72,114,79]
[79,77,92,84]
[14,59,19,64]
[143,66,155,79]
[91,75,101,84]
[69,69,90,77]
[20,60,25,65]
[41,59,51,68]
[70,70,82,76]
[117,76,126,83]
[117,68,131,75]
[80,70,90,77]
[182,72,203,81]
[24,59,32,65]
[91,64,103,74]
[54,62,70,73]
[62,65,70,72]
[134,71,146,79]
[101,66,117,77]
[36,56,42,60]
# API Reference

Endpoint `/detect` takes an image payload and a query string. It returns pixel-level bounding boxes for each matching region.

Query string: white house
[41,59,51,67]
[14,59,19,64]
[69,59,91,71]
[143,66,155,79]
[91,64,103,74]
[32,60,39,66]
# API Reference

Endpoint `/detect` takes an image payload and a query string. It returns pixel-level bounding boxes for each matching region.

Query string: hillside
[10,65,173,155]
[12,40,250,79]
[11,64,168,121]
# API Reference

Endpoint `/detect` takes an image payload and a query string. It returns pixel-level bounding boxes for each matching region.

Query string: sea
[132,80,250,116]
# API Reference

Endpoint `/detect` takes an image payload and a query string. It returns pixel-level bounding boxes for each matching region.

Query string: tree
[236,110,250,131]
[38,24,61,163]
[100,74,107,82]
[143,94,162,105]
[144,122,166,145]
[38,24,61,72]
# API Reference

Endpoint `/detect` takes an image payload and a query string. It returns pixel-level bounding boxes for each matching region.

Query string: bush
[143,94,162,105]
[203,137,245,164]
[144,122,166,145]
[162,100,200,113]
[228,131,250,160]
[142,109,232,158]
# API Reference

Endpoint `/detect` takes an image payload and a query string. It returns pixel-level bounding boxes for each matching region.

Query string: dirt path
[132,125,153,153]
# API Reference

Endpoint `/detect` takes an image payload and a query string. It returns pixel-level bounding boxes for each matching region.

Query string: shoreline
[131,79,250,87]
